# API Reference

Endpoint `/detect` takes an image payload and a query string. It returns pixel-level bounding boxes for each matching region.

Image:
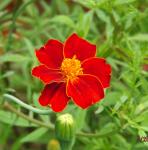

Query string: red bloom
[32,33,111,112]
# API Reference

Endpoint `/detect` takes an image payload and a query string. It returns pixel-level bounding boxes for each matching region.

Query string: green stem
[4,102,54,129]
[60,141,73,150]
[77,129,117,137]
[3,94,51,115]
[3,95,118,138]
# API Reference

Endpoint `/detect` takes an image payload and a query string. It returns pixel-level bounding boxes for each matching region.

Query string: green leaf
[95,105,104,114]
[0,0,11,10]
[50,15,75,28]
[0,71,14,79]
[96,9,109,23]
[74,109,86,131]
[95,9,114,39]
[20,127,48,143]
[74,0,96,9]
[134,112,148,123]
[141,126,148,132]
[55,0,69,14]
[0,54,30,63]
[76,10,94,37]
[103,92,121,106]
[99,123,116,135]
[128,34,148,42]
[0,110,36,127]
[134,100,148,115]
[113,95,128,112]
[114,0,137,5]
[23,38,35,58]
[0,124,12,145]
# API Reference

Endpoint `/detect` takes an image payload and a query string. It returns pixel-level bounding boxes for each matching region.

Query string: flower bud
[55,113,75,142]
[47,139,60,150]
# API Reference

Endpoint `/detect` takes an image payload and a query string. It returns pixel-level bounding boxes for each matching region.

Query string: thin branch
[76,129,118,138]
[3,102,117,138]
[3,94,51,115]
[3,102,54,129]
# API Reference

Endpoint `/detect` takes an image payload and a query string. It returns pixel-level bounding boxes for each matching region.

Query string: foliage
[0,0,148,150]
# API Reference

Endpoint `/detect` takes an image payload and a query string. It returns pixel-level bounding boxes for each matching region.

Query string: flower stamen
[61,56,83,81]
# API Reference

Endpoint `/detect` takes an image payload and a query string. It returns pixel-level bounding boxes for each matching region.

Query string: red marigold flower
[32,33,111,112]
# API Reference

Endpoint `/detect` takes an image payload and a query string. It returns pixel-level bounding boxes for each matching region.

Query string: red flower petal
[32,65,64,84]
[64,33,96,61]
[36,40,64,69]
[67,75,104,109]
[82,57,111,88]
[39,82,69,112]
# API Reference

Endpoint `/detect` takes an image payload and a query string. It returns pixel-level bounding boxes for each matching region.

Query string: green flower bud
[55,113,75,142]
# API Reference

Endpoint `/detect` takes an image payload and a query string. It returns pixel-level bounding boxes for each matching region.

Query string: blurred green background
[0,0,148,150]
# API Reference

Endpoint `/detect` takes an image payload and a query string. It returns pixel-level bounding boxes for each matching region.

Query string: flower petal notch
[32,33,111,112]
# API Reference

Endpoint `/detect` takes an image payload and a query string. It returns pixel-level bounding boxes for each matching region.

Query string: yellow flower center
[61,56,83,81]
